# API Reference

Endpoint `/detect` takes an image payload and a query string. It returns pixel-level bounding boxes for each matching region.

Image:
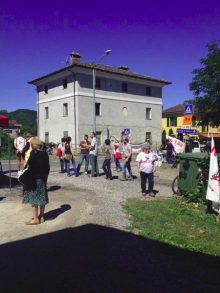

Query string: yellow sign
[183,115,192,125]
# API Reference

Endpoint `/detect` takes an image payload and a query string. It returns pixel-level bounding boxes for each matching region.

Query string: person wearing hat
[136,144,156,197]
[22,137,50,225]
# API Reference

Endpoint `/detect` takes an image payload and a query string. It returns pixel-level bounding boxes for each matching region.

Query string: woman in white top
[136,144,156,197]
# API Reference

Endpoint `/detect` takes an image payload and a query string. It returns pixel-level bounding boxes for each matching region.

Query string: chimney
[118,65,129,71]
[70,52,81,65]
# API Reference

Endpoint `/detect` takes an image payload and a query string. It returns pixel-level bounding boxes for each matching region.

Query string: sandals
[25,220,40,225]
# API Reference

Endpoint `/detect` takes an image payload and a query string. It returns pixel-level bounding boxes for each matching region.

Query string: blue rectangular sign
[184,104,193,115]
[177,128,197,134]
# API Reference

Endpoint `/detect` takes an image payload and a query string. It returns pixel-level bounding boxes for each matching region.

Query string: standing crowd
[56,131,157,195]
[13,131,158,225]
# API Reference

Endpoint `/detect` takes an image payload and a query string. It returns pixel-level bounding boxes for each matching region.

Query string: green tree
[162,130,167,145]
[168,128,174,137]
[189,41,220,127]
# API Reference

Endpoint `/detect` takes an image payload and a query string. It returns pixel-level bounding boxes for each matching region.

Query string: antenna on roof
[61,56,70,67]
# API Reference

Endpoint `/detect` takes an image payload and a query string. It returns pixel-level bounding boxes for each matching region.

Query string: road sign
[123,128,130,136]
[177,128,197,134]
[184,104,193,115]
[183,115,192,125]
[182,125,191,129]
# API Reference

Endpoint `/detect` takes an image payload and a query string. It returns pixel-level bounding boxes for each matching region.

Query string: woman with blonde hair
[22,137,50,225]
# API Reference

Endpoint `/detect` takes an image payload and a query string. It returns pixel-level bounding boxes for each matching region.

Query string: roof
[28,61,172,85]
[163,104,184,117]
[162,103,198,117]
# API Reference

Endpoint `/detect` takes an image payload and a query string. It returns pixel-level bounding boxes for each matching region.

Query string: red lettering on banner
[211,146,216,156]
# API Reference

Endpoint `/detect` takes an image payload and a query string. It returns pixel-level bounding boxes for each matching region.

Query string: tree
[189,41,220,127]
[162,130,167,145]
[169,128,174,137]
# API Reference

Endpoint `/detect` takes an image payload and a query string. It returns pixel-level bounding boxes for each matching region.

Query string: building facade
[162,104,220,139]
[29,53,171,148]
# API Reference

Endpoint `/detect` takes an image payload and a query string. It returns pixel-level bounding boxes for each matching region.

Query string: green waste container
[176,153,209,194]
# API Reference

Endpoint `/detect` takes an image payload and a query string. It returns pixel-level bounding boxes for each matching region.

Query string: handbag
[18,167,37,191]
[56,148,62,157]
[115,152,122,160]
[64,154,72,161]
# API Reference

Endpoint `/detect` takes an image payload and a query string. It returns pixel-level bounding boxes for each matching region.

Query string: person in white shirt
[89,131,99,177]
[14,134,26,171]
[136,144,156,197]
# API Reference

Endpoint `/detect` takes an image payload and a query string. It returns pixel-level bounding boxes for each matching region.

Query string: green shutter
[167,117,170,127]
[174,117,177,127]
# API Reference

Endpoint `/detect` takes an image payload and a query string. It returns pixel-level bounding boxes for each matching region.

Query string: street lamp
[92,49,111,132]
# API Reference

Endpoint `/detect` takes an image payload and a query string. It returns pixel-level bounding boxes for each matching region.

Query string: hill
[0,109,37,135]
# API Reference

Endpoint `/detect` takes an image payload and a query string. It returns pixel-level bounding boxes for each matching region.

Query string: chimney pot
[70,52,81,65]
[118,65,129,71]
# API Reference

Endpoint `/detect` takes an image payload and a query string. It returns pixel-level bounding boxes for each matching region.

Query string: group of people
[12,131,158,225]
[14,133,50,225]
[56,131,157,196]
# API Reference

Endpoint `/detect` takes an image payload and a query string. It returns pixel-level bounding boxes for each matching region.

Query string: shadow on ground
[44,204,71,220]
[0,224,220,292]
[47,185,61,192]
[0,173,20,188]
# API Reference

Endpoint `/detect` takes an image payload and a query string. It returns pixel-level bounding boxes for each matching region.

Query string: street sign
[184,104,193,115]
[177,128,197,134]
[182,125,191,129]
[183,115,192,125]
[123,128,130,136]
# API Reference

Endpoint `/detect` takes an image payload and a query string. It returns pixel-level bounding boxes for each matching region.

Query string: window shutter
[167,117,170,127]
[174,117,177,126]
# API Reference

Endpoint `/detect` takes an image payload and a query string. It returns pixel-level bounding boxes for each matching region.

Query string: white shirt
[89,137,98,156]
[14,136,26,152]
[136,151,155,173]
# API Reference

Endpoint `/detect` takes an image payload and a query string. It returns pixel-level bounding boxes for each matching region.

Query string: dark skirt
[23,178,48,206]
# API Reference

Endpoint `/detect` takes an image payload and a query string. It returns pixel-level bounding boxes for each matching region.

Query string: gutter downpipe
[68,70,77,149]
[36,88,39,137]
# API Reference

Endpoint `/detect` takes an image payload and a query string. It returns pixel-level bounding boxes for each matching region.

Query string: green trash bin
[175,153,209,194]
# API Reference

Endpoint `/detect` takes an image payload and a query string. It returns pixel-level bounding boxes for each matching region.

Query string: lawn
[124,198,220,256]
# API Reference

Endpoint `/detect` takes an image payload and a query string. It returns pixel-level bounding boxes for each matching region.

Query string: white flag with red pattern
[206,136,220,203]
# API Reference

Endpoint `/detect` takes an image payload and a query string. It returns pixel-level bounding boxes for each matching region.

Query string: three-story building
[28,52,171,148]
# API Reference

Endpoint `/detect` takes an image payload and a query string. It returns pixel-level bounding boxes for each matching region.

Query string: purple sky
[0,0,220,111]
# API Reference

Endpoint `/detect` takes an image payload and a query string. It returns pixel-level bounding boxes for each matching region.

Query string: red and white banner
[206,136,220,203]
[167,136,185,153]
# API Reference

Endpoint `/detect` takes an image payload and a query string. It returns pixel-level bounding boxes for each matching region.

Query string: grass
[124,197,220,256]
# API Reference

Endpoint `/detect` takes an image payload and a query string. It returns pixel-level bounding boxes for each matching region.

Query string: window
[63,79,68,89]
[146,87,152,96]
[145,132,152,144]
[44,85,48,94]
[96,131,102,145]
[122,82,128,93]
[45,132,49,144]
[45,107,49,119]
[63,131,68,138]
[167,117,177,127]
[95,103,101,116]
[170,117,177,127]
[146,108,152,119]
[96,78,101,89]
[63,103,68,117]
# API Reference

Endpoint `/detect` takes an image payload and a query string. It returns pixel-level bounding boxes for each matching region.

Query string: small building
[29,52,171,148]
[162,103,220,140]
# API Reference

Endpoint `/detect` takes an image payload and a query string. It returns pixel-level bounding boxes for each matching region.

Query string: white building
[28,52,171,148]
